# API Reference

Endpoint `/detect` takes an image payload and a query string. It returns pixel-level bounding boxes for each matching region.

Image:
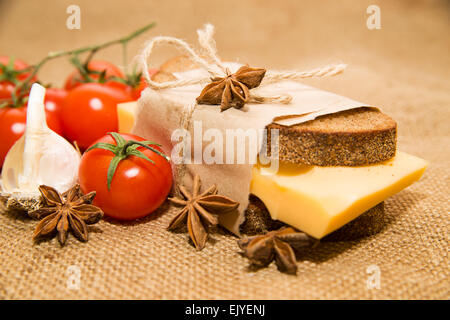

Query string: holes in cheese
[250,151,428,239]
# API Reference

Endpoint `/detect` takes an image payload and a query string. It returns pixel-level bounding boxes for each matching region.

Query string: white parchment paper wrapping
[132,65,371,236]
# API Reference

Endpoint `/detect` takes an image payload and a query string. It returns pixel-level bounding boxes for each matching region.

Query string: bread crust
[267,107,397,166]
[151,70,177,83]
[159,55,199,73]
[322,202,386,241]
[240,195,386,240]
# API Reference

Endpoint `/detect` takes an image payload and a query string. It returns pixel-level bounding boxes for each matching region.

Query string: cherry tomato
[104,79,129,94]
[60,83,132,150]
[0,56,36,99]
[128,79,147,100]
[105,68,158,100]
[0,108,26,168]
[0,106,63,168]
[44,87,67,120]
[45,108,63,136]
[0,82,15,100]
[64,60,124,90]
[0,56,32,81]
[79,133,173,220]
[126,69,158,100]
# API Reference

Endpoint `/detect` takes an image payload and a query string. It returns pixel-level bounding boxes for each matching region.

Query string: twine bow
[140,24,346,103]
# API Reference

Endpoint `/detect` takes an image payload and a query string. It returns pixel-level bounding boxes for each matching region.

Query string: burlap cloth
[0,0,448,299]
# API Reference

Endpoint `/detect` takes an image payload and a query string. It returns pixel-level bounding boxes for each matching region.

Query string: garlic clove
[1,83,80,209]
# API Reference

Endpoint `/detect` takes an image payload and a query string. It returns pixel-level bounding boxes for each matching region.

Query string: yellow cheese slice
[250,151,427,239]
[117,101,138,133]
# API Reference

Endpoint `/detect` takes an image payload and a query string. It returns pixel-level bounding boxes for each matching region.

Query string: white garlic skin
[1,83,80,195]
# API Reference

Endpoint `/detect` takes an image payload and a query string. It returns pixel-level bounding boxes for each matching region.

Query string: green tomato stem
[4,22,156,108]
[88,132,169,190]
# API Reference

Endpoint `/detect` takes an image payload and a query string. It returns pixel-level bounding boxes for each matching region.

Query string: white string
[263,64,347,85]
[197,23,227,75]
[139,24,346,104]
[140,36,216,89]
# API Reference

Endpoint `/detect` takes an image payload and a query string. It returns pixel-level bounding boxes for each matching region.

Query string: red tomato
[0,56,35,99]
[0,108,26,168]
[104,79,129,93]
[128,79,147,100]
[45,111,63,136]
[126,68,157,100]
[0,82,15,100]
[64,60,124,90]
[44,87,67,119]
[0,56,32,81]
[0,106,63,168]
[60,83,132,150]
[79,133,173,220]
[106,68,157,100]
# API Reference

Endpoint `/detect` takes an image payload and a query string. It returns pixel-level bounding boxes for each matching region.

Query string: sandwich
[119,56,427,241]
[241,107,427,240]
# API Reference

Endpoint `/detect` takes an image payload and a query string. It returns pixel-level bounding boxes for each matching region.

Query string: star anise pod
[196,65,266,112]
[29,184,103,246]
[238,227,314,275]
[168,174,239,250]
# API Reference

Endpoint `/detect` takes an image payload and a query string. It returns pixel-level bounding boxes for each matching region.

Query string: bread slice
[151,70,177,83]
[239,195,285,235]
[243,108,395,237]
[240,195,386,241]
[242,108,396,237]
[267,107,397,166]
[151,55,199,84]
[159,55,199,73]
[322,202,386,241]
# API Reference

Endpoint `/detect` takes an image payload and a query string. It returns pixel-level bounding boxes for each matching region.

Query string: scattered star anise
[196,65,266,111]
[168,175,239,250]
[29,184,103,246]
[238,227,314,275]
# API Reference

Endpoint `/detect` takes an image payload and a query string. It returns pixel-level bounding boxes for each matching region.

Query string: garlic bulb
[0,83,80,211]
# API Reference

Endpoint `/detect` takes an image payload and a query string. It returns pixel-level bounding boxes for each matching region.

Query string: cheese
[250,151,427,239]
[117,101,138,133]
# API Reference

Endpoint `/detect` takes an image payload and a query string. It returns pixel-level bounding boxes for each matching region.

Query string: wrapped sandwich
[118,25,427,243]
[119,56,427,242]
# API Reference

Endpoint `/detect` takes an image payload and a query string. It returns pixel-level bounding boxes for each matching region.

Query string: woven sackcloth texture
[0,1,449,300]
[1,69,448,300]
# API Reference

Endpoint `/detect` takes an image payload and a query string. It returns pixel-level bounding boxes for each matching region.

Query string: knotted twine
[139,24,347,187]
